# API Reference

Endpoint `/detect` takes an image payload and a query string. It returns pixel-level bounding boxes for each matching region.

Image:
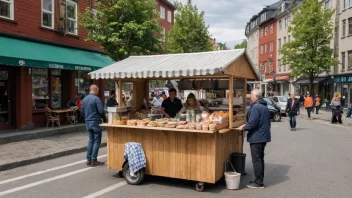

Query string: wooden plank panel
[169,131,176,178]
[175,131,183,179]
[223,55,258,80]
[229,75,234,128]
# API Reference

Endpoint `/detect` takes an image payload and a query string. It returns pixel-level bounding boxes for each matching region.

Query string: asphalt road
[0,116,352,198]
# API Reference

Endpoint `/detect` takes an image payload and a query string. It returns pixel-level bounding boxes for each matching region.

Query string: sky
[177,0,275,48]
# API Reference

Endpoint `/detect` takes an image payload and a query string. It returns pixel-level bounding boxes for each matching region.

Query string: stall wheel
[122,162,145,185]
[195,182,205,192]
[117,171,123,178]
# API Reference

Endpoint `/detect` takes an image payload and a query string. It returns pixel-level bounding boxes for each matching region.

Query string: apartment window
[264,26,268,36]
[288,35,291,42]
[350,0,352,8]
[324,0,331,9]
[284,37,286,44]
[161,27,166,42]
[287,15,291,27]
[285,18,288,28]
[260,63,264,70]
[270,41,273,52]
[348,51,352,69]
[270,24,274,34]
[167,10,172,23]
[343,20,346,37]
[278,39,282,52]
[342,52,346,70]
[160,6,165,19]
[284,64,287,71]
[42,0,54,29]
[260,45,264,54]
[349,18,352,35]
[278,59,282,72]
[66,0,78,35]
[0,0,14,20]
[279,20,282,30]
[260,12,267,22]
[265,43,268,53]
[260,29,264,38]
[269,61,273,72]
[344,0,347,9]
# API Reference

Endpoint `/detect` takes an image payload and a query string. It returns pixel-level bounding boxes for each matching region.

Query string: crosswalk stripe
[82,181,127,198]
[0,155,107,185]
[0,167,94,197]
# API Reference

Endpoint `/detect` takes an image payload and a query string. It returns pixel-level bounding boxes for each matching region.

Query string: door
[0,68,10,130]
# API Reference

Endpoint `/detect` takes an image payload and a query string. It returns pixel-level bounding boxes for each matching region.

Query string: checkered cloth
[124,142,146,174]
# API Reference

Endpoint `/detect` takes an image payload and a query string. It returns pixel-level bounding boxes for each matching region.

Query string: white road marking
[0,167,94,197]
[0,154,107,185]
[272,125,279,128]
[316,120,349,129]
[82,181,127,198]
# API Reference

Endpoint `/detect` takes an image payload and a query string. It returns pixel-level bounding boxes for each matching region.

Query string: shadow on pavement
[239,163,291,189]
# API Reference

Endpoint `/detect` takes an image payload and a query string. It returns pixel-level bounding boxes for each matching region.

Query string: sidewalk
[299,108,352,126]
[0,130,107,171]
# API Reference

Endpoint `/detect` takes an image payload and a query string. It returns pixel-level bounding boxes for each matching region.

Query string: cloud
[176,0,275,47]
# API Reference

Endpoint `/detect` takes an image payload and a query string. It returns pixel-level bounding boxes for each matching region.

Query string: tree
[280,0,336,93]
[165,0,213,53]
[80,0,162,61]
[234,39,247,49]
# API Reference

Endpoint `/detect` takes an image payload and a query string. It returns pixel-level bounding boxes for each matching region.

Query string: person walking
[81,85,106,166]
[331,92,342,124]
[286,93,300,131]
[239,89,271,189]
[299,94,304,107]
[304,93,314,120]
[315,95,321,114]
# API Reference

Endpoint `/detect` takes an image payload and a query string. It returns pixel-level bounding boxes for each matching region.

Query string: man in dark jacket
[286,92,300,131]
[81,85,106,167]
[239,89,271,189]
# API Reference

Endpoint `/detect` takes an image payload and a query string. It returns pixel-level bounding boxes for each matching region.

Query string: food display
[112,111,230,132]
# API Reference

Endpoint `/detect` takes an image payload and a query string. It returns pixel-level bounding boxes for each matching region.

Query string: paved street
[0,117,352,198]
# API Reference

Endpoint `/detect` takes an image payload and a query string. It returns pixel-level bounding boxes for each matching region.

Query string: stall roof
[89,49,260,80]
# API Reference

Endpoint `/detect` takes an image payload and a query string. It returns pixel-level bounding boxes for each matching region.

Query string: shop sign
[274,75,290,81]
[334,76,352,83]
[75,66,92,71]
[49,64,64,69]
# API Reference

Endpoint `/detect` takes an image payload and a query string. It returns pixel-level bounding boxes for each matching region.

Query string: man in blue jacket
[81,84,106,167]
[239,89,271,189]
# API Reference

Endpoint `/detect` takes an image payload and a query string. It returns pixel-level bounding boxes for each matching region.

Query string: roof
[89,49,260,80]
[159,0,177,10]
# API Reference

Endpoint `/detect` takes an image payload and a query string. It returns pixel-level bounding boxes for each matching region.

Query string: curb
[0,142,107,172]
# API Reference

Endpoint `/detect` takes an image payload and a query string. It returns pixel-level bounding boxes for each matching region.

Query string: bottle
[191,110,196,122]
[186,110,190,122]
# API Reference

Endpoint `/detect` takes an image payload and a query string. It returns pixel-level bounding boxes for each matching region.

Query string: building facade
[245,15,259,71]
[157,0,176,41]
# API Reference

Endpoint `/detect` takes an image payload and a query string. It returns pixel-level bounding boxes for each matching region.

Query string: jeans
[250,143,267,185]
[86,121,102,161]
[306,107,312,118]
[288,114,297,128]
[315,106,320,114]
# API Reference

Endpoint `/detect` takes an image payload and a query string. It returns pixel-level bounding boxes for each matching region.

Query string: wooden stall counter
[103,123,244,186]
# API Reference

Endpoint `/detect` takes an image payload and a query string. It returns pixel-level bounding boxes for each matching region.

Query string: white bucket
[224,171,241,190]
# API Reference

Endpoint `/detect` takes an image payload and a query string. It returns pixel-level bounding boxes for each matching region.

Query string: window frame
[66,0,78,35]
[161,27,166,42]
[284,17,288,28]
[260,63,264,70]
[270,41,273,52]
[349,18,352,35]
[270,24,274,34]
[41,0,54,29]
[278,39,282,53]
[342,19,346,37]
[342,52,346,70]
[265,43,268,54]
[264,26,268,36]
[279,20,282,30]
[260,45,264,55]
[348,51,352,69]
[160,6,165,19]
[167,10,172,23]
[0,0,14,20]
[278,59,282,72]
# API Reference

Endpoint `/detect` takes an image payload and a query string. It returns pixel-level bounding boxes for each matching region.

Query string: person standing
[239,89,271,189]
[161,88,183,118]
[304,93,313,120]
[81,85,106,166]
[286,93,300,131]
[331,92,342,124]
[106,92,118,107]
[315,95,321,114]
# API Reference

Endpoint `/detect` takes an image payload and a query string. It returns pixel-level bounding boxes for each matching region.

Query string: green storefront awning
[0,36,115,71]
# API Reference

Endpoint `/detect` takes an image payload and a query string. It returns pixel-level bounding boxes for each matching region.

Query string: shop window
[42,0,54,29]
[32,68,49,109]
[76,71,91,99]
[0,0,14,20]
[51,69,62,110]
[0,70,8,123]
[66,0,78,35]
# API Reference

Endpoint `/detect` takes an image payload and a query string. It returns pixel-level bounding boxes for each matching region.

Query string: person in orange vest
[304,93,314,120]
[315,95,321,114]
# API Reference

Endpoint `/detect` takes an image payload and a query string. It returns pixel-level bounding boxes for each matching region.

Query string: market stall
[89,49,259,191]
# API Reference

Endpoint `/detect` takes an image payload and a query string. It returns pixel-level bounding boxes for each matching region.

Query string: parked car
[263,98,281,122]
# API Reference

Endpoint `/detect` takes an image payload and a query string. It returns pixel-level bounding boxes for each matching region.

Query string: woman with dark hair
[180,93,201,113]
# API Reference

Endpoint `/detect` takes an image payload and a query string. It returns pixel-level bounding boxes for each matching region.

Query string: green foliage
[165,0,213,53]
[280,0,337,92]
[234,39,247,49]
[79,0,162,61]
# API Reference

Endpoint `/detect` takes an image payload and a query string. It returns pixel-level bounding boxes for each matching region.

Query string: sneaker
[293,128,296,131]
[247,181,264,189]
[290,128,293,131]
[91,161,105,167]
[86,161,91,166]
